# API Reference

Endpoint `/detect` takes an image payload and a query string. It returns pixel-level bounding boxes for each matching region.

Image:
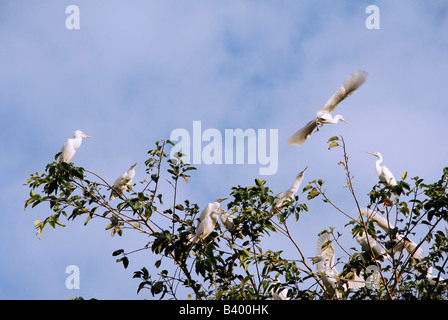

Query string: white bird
[360,208,424,260]
[271,166,308,214]
[288,70,368,146]
[220,211,244,239]
[109,163,137,200]
[352,230,386,260]
[310,232,341,299]
[425,266,446,287]
[58,130,92,163]
[270,281,290,300]
[367,152,397,186]
[197,198,228,225]
[192,209,225,244]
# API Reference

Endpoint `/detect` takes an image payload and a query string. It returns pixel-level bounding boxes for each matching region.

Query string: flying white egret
[197,198,228,225]
[367,152,397,186]
[360,208,424,260]
[58,130,92,163]
[271,166,308,214]
[288,70,368,146]
[109,163,137,200]
[310,232,341,299]
[192,209,225,244]
[220,211,244,239]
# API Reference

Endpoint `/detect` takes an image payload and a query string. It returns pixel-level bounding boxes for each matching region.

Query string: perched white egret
[352,230,386,261]
[367,152,397,186]
[58,130,92,163]
[425,266,446,287]
[220,211,244,239]
[288,70,368,146]
[310,232,341,299]
[360,208,424,260]
[271,166,308,214]
[197,198,228,225]
[192,209,225,244]
[109,163,137,201]
[270,281,290,300]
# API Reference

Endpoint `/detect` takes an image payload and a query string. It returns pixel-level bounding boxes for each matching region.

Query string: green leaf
[112,249,124,256]
[328,141,339,149]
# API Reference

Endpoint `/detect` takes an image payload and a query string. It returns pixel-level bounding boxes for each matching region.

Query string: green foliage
[25,138,448,300]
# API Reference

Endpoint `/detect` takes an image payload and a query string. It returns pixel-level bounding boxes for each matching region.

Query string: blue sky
[0,1,447,299]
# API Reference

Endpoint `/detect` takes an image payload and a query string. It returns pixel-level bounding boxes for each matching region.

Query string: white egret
[367,152,397,186]
[360,208,424,260]
[220,211,244,239]
[425,266,446,287]
[310,232,341,299]
[352,230,386,261]
[192,209,225,244]
[271,166,308,214]
[270,281,290,300]
[288,70,368,146]
[109,163,137,201]
[197,198,228,225]
[58,130,92,163]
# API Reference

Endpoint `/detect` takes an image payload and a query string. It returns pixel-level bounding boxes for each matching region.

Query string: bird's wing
[405,240,425,260]
[381,166,397,186]
[360,208,392,232]
[198,203,213,223]
[59,139,76,162]
[287,119,318,146]
[319,70,368,114]
[316,232,335,266]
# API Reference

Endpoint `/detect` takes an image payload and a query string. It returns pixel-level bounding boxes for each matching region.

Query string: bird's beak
[303,166,308,172]
[131,163,137,169]
[366,152,375,156]
[217,209,227,214]
[341,119,349,125]
[84,134,92,139]
[217,198,228,203]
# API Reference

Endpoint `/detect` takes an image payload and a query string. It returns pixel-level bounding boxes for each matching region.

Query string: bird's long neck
[289,175,304,196]
[375,155,383,176]
[331,114,344,124]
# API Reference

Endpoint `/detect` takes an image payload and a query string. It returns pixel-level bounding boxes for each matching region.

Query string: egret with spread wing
[288,70,368,146]
[310,232,341,299]
[58,130,92,163]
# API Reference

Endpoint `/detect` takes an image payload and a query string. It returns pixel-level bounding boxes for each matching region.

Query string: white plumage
[271,166,307,213]
[367,152,397,186]
[192,209,224,244]
[58,130,92,163]
[197,197,227,225]
[220,211,244,239]
[288,70,368,146]
[311,232,341,299]
[109,163,137,201]
[360,208,424,260]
